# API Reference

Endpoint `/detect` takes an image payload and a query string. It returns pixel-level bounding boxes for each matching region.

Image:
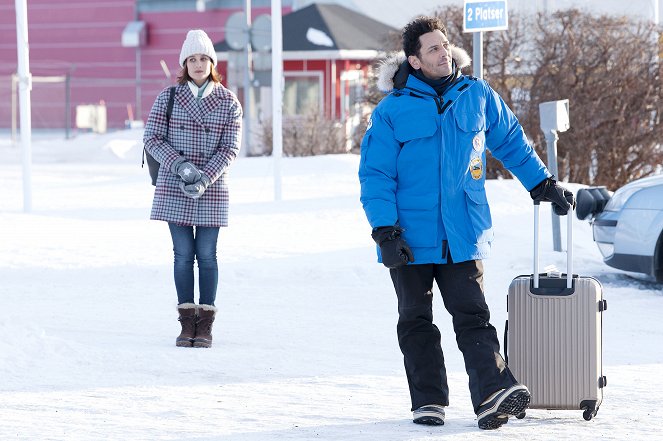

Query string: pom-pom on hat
[179,29,217,67]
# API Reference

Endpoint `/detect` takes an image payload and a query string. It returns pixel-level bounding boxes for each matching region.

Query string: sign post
[539,100,570,252]
[463,0,508,79]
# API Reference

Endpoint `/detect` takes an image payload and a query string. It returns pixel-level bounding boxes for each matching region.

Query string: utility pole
[15,0,32,212]
[271,0,283,201]
[244,0,252,155]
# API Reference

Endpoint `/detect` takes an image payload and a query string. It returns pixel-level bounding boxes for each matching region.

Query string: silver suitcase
[505,203,607,420]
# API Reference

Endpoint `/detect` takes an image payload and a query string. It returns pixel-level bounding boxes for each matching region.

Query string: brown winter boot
[193,304,217,348]
[176,303,197,347]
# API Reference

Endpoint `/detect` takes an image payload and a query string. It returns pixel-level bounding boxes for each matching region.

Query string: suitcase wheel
[582,405,599,421]
[581,400,599,421]
[516,411,526,419]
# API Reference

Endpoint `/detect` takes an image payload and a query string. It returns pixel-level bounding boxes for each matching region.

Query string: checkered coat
[144,83,242,227]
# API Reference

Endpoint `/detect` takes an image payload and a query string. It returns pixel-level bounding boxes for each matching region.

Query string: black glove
[371,226,415,269]
[530,177,575,216]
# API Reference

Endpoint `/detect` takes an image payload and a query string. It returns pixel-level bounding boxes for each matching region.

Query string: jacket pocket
[394,117,437,143]
[397,193,439,247]
[454,111,485,133]
[464,187,494,243]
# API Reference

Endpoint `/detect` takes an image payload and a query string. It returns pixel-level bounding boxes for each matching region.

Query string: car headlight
[593,221,616,244]
[604,186,641,211]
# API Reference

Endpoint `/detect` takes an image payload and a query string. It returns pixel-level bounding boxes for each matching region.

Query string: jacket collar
[377,45,472,93]
[403,74,439,97]
[174,82,226,125]
[187,80,214,99]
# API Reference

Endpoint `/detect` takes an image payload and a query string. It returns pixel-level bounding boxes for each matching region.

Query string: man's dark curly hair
[402,16,447,57]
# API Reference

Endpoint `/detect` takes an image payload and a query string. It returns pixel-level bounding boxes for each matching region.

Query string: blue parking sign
[464,0,508,32]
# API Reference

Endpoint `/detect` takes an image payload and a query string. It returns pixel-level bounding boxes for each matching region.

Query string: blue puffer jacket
[359,50,550,264]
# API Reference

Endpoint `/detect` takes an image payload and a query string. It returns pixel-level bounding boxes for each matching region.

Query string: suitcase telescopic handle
[533,202,573,289]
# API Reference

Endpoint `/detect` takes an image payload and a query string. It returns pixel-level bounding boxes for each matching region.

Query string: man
[358,16,574,430]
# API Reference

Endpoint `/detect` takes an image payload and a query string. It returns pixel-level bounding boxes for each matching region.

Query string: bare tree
[257,111,346,157]
[524,10,663,189]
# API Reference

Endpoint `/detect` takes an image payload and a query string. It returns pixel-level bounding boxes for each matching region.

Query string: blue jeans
[168,223,220,306]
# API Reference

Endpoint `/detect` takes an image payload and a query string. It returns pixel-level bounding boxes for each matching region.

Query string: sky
[0,129,662,440]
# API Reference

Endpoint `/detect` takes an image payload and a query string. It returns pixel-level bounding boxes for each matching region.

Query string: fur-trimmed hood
[376,46,472,93]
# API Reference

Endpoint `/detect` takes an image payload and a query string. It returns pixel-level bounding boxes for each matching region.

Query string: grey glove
[179,173,211,199]
[171,156,202,184]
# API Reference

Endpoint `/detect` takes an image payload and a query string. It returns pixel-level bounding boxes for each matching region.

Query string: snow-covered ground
[1,130,661,440]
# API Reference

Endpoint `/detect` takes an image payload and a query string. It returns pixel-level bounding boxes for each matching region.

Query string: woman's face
[186,54,213,86]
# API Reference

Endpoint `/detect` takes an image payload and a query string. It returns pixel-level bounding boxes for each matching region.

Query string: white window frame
[339,69,365,122]
[283,71,324,116]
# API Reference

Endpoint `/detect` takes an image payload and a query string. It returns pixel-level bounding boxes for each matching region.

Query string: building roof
[214,2,397,55]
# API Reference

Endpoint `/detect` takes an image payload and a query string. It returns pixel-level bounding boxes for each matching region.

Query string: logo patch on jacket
[470,157,483,180]
[472,133,484,152]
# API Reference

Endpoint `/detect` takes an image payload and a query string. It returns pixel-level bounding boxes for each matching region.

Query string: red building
[0,1,394,133]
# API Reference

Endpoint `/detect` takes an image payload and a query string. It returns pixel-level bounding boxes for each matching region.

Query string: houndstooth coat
[144,83,242,227]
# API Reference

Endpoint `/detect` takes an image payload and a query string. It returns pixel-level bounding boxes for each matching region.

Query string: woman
[143,29,242,348]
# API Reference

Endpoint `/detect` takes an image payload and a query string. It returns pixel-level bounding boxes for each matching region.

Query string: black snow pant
[389,259,518,412]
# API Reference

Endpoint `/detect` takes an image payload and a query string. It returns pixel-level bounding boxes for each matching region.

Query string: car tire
[655,230,663,283]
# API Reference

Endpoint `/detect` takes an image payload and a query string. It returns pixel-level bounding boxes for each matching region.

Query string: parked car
[576,174,663,282]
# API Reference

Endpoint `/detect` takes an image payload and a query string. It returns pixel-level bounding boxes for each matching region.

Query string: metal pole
[533,203,540,288]
[15,0,32,212]
[271,0,283,201]
[244,0,252,155]
[11,74,17,145]
[330,59,336,118]
[654,0,659,25]
[473,31,483,78]
[134,4,142,121]
[136,47,142,121]
[567,207,573,288]
[544,129,562,251]
[65,73,71,139]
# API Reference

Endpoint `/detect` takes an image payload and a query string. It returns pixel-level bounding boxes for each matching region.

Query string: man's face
[407,30,453,80]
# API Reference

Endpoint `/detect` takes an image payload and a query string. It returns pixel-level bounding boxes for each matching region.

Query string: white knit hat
[179,29,217,67]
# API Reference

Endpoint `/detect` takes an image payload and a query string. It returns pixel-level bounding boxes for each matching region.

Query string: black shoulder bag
[142,86,176,186]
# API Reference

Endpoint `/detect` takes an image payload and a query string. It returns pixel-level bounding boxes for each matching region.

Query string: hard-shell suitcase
[505,203,607,420]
